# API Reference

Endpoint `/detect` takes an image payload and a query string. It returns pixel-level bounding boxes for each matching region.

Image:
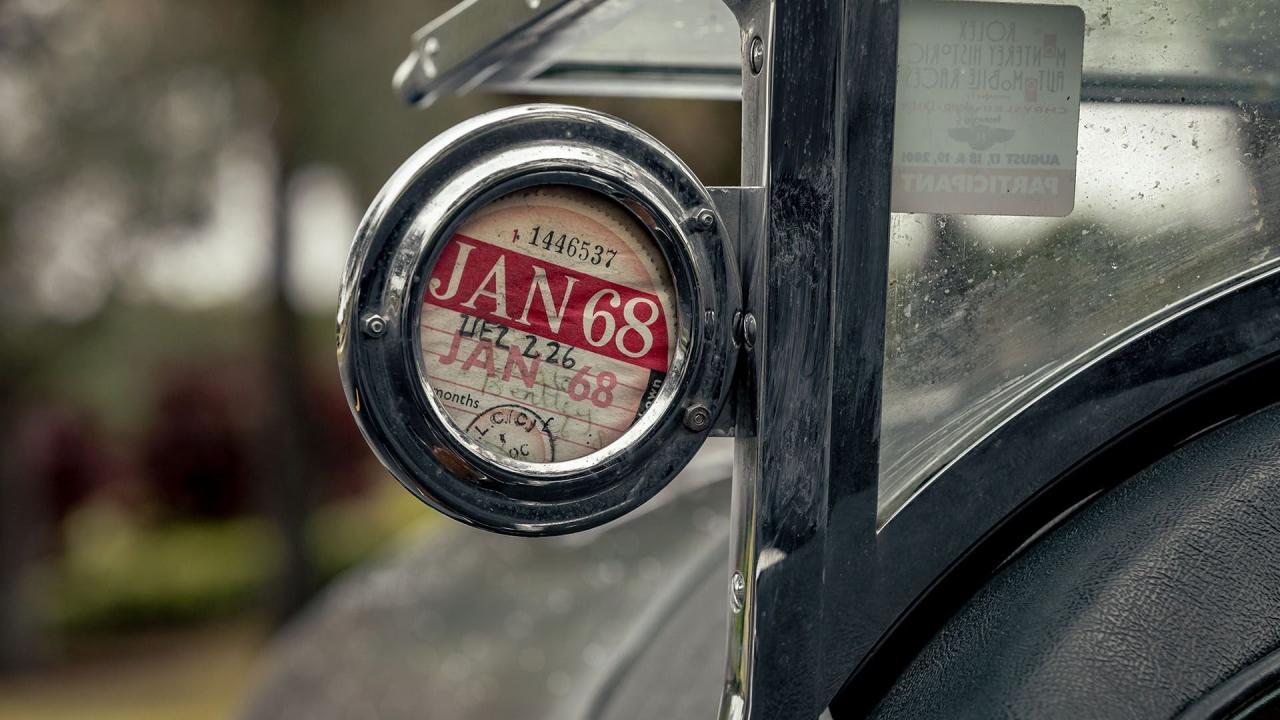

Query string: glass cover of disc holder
[418,185,679,466]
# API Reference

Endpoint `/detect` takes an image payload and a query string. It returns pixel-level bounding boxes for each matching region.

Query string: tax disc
[419,185,678,464]
[338,105,738,535]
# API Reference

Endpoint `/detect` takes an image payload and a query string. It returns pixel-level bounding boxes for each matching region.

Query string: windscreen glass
[879,0,1280,522]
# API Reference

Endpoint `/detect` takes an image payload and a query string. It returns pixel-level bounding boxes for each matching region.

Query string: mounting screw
[362,314,388,337]
[683,404,712,433]
[692,208,716,231]
[741,312,758,351]
[749,36,765,75]
[730,572,745,613]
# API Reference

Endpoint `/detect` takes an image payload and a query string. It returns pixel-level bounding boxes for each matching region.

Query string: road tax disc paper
[419,185,678,464]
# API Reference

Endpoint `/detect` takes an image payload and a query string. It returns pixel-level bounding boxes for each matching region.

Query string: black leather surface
[872,403,1280,720]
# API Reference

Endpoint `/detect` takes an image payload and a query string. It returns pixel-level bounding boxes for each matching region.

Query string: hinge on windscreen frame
[707,185,764,438]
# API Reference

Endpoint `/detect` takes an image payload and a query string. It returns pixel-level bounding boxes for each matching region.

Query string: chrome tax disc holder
[338,104,739,536]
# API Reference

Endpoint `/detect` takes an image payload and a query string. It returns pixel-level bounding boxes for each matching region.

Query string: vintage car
[245,1,1280,718]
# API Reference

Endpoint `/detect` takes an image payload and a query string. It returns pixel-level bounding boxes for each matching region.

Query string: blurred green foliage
[50,481,431,634]
[53,510,274,632]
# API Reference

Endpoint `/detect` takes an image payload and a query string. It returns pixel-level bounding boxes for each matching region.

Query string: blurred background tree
[0,1,737,713]
[0,0,479,668]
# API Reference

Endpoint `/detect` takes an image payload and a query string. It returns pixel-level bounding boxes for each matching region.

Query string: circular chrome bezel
[338,105,738,535]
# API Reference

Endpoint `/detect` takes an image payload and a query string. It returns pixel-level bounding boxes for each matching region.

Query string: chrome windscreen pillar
[719,1,899,718]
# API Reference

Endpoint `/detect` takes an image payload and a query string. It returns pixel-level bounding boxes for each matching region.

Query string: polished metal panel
[339,105,738,536]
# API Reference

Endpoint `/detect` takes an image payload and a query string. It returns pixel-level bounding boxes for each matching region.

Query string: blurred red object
[140,363,371,520]
[142,371,256,519]
[19,407,113,524]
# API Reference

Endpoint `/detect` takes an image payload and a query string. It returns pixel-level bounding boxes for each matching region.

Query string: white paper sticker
[892,1,1085,217]
[419,186,678,464]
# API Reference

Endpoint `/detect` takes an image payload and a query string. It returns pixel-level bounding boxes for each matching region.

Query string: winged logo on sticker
[948,125,1016,151]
